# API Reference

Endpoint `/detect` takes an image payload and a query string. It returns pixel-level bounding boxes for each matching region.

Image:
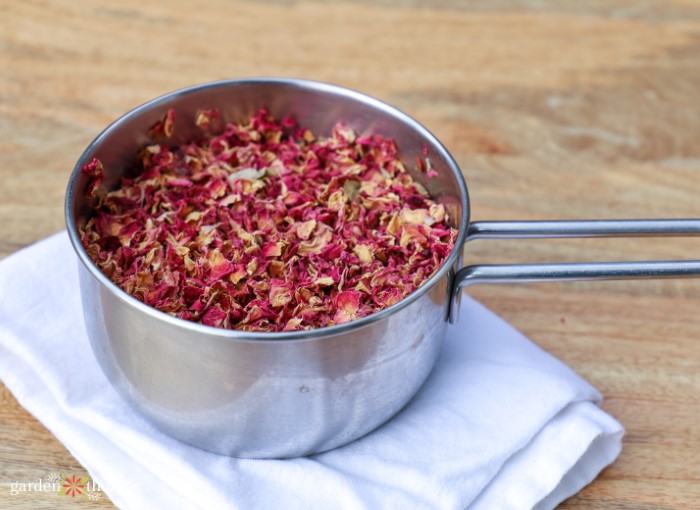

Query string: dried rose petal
[425,157,438,178]
[148,109,176,139]
[207,249,234,280]
[295,219,316,240]
[375,287,404,307]
[196,108,222,132]
[332,290,362,324]
[79,109,458,332]
[269,280,293,308]
[352,244,373,264]
[262,242,283,258]
[81,157,104,199]
[202,306,227,328]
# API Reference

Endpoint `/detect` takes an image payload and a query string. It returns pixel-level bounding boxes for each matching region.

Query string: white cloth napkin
[0,232,623,510]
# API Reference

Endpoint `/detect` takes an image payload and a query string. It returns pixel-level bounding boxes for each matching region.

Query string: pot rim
[65,77,470,342]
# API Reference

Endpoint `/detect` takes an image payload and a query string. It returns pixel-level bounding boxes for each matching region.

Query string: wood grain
[1,0,700,508]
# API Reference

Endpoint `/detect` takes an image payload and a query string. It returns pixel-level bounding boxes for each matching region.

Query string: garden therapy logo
[9,472,102,500]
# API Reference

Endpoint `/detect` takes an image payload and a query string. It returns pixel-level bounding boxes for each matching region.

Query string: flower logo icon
[58,474,87,497]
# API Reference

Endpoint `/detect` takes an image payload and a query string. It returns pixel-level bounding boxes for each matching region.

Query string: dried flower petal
[333,290,362,324]
[81,158,104,199]
[195,108,222,132]
[295,219,316,240]
[269,280,293,308]
[352,244,373,264]
[262,242,283,258]
[400,208,434,226]
[148,109,176,139]
[228,167,267,183]
[207,249,234,280]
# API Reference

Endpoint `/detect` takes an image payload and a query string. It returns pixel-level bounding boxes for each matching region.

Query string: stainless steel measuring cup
[65,78,700,458]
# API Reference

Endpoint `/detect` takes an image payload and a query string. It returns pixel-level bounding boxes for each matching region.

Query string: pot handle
[448,219,700,323]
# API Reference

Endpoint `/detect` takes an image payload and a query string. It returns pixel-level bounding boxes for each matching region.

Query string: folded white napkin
[0,232,623,510]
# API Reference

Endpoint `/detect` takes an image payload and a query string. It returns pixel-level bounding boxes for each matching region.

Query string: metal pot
[65,78,700,458]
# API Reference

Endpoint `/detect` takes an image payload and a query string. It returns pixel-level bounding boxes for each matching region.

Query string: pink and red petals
[80,110,458,332]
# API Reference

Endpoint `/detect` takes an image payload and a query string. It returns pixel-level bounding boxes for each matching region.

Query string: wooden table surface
[2,0,700,508]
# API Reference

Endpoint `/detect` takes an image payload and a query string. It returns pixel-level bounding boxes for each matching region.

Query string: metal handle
[449,219,700,323]
[467,219,700,239]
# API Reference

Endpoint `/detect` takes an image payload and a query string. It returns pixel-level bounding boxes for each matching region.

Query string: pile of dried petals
[80,109,458,331]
